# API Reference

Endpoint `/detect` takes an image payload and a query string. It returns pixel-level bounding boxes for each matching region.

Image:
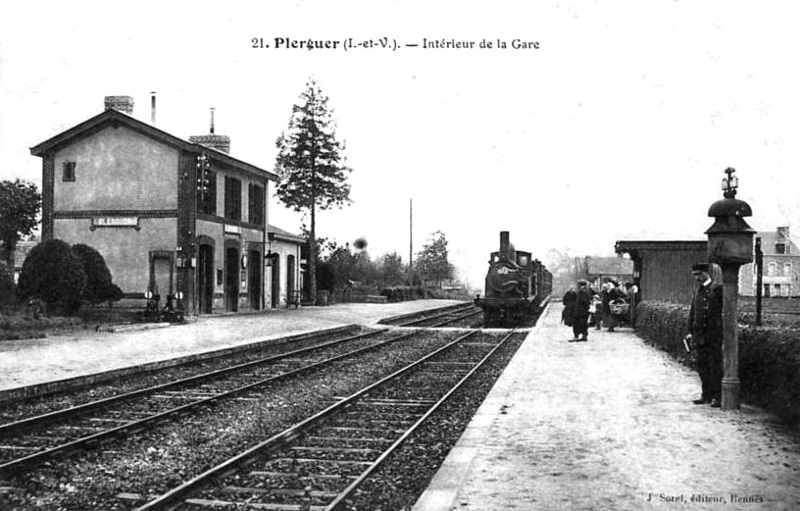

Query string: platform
[412,303,800,511]
[0,299,462,395]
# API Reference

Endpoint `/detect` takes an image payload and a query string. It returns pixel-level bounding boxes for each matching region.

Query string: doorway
[198,244,214,314]
[225,247,239,312]
[249,249,261,310]
[271,254,281,308]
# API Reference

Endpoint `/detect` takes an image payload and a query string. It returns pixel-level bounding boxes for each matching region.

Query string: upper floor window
[248,183,265,226]
[767,262,777,276]
[784,262,792,276]
[775,243,786,255]
[62,161,76,182]
[224,176,242,222]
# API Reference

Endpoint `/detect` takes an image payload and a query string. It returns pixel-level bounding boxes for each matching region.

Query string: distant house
[7,239,39,283]
[584,256,634,289]
[739,226,800,297]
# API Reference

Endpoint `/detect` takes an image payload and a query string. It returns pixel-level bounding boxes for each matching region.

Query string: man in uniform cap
[570,279,594,342]
[686,262,723,407]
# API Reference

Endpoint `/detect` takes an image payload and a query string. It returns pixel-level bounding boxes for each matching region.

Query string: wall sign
[91,216,140,231]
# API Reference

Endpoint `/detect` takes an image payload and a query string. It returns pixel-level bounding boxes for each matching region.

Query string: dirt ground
[417,304,800,511]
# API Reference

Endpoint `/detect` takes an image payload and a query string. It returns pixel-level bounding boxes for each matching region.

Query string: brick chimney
[189,107,231,154]
[104,95,134,114]
[778,226,790,239]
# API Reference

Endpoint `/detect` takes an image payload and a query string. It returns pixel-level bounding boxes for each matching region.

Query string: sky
[1,0,799,287]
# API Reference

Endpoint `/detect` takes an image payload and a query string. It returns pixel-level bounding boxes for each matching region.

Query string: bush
[0,261,14,306]
[16,239,86,312]
[380,286,427,303]
[636,301,800,430]
[72,243,122,306]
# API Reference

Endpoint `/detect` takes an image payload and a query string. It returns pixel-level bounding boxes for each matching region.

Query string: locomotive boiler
[475,231,552,327]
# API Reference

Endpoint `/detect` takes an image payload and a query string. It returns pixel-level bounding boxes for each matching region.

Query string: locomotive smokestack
[500,231,510,254]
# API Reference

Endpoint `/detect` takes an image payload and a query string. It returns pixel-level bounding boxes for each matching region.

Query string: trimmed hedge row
[636,301,800,429]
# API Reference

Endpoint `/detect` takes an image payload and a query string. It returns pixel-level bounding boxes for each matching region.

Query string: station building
[29,95,300,314]
[614,240,709,304]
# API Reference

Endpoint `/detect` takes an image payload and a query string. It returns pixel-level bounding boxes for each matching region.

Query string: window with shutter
[62,161,76,181]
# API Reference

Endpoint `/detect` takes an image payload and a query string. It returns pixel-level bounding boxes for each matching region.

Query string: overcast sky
[1,0,798,287]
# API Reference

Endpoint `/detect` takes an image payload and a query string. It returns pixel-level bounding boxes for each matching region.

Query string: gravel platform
[413,303,800,511]
[0,300,463,393]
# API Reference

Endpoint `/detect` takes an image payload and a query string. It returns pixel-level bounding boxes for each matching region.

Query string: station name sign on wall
[91,216,141,231]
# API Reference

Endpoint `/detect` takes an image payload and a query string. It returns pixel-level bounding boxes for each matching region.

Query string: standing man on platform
[686,262,723,408]
[570,279,594,342]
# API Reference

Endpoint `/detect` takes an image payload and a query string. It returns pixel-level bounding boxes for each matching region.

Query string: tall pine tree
[275,79,352,302]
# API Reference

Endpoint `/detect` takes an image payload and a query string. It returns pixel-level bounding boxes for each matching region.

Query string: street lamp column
[705,167,755,410]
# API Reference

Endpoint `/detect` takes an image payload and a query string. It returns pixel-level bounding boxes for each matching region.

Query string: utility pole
[409,198,413,269]
[755,237,763,326]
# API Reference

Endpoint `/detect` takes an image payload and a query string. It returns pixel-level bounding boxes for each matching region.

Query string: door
[198,244,214,314]
[286,255,296,305]
[149,252,174,306]
[225,247,239,312]
[271,255,281,308]
[249,249,261,310]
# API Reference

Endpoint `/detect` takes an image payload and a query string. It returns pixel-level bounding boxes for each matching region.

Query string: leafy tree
[0,180,41,266]
[380,251,405,287]
[275,78,353,302]
[416,231,454,288]
[17,239,86,312]
[72,244,122,306]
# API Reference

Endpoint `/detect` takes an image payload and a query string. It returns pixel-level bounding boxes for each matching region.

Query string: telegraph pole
[409,198,413,269]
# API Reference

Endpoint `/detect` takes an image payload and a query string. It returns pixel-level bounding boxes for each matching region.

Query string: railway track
[132,329,516,511]
[395,304,484,328]
[0,328,429,477]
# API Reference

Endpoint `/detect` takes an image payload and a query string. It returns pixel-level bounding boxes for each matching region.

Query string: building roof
[268,224,306,244]
[586,256,633,276]
[30,108,277,181]
[756,228,800,257]
[615,240,708,254]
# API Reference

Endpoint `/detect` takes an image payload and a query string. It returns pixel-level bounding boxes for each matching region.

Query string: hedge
[380,286,428,303]
[636,301,800,429]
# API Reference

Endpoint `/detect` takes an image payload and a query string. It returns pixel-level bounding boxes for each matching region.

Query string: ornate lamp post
[705,167,754,410]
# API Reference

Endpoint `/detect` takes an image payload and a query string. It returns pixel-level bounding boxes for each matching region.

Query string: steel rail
[396,304,480,327]
[0,329,383,436]
[133,330,480,511]
[325,328,517,510]
[0,329,422,477]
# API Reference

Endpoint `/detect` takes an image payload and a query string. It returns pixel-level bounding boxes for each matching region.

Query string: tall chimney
[150,92,156,124]
[500,231,510,254]
[189,107,230,154]
[104,95,134,114]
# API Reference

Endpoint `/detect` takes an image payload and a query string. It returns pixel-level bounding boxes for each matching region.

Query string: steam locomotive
[474,231,552,327]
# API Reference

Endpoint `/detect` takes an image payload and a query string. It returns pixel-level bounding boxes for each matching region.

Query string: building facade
[266,224,307,308]
[739,226,800,297]
[614,240,711,304]
[30,96,279,314]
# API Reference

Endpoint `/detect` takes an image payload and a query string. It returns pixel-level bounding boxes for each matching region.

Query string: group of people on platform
[560,263,724,408]
[561,278,637,342]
